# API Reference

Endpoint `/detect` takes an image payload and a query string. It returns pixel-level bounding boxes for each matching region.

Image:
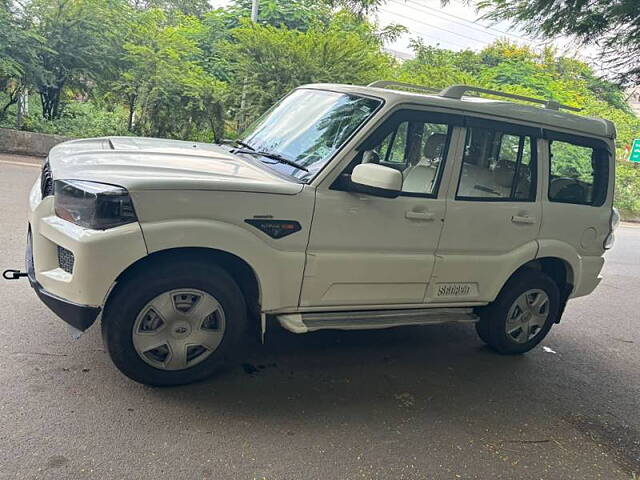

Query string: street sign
[630,139,640,162]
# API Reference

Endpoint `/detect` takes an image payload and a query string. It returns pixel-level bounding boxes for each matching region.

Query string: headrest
[424,133,447,159]
[362,150,380,164]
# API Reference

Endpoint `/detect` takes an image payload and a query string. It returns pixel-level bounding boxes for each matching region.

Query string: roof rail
[367,80,441,95]
[439,84,581,112]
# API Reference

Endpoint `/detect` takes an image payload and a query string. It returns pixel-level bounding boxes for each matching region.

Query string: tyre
[102,260,247,386]
[475,269,560,354]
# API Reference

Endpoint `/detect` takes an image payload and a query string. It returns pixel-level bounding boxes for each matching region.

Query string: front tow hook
[2,269,28,280]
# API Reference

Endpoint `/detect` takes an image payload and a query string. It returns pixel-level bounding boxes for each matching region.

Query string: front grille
[57,246,74,274]
[41,160,53,197]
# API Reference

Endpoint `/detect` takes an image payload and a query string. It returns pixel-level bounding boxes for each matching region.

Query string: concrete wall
[0,128,70,157]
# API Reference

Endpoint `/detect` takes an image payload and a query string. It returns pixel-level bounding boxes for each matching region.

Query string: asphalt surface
[0,156,639,480]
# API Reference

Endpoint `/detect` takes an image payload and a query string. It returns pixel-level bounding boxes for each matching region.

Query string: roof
[301,83,616,140]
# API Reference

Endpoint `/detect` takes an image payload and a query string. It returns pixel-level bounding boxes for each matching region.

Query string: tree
[393,40,479,87]
[129,0,211,17]
[325,0,387,19]
[227,13,394,122]
[225,0,332,31]
[0,2,41,121]
[473,0,640,85]
[113,9,227,140]
[20,0,128,120]
[0,5,24,120]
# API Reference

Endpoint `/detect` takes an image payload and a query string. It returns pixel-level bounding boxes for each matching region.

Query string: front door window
[347,111,454,196]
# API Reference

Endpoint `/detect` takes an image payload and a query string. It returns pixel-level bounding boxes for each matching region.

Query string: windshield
[239,89,382,182]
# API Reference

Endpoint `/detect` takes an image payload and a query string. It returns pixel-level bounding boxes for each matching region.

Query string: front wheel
[102,260,247,386]
[475,269,560,354]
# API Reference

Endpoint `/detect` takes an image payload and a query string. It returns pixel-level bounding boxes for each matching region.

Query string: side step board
[276,308,478,334]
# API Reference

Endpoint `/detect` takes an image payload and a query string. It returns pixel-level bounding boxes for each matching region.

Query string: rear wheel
[102,261,247,386]
[475,269,560,354]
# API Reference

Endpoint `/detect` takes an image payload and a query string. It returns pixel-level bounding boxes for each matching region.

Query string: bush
[229,15,394,122]
[20,101,130,138]
[615,161,640,219]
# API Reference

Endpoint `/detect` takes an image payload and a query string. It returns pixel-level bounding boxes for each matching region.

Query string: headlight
[54,180,138,230]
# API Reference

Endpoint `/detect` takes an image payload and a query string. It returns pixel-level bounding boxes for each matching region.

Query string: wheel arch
[105,247,262,319]
[499,256,575,319]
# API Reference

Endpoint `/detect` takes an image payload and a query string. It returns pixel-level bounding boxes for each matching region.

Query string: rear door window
[456,127,536,201]
[548,138,609,206]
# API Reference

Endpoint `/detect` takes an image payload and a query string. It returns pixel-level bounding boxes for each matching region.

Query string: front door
[299,110,457,308]
[431,120,542,303]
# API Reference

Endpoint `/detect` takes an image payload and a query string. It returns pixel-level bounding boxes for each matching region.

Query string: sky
[377,0,539,54]
[209,0,595,63]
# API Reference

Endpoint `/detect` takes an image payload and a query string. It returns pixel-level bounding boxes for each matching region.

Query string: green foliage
[227,13,394,121]
[615,162,640,217]
[113,9,227,140]
[393,40,478,87]
[130,0,212,17]
[549,142,594,184]
[20,100,130,138]
[0,4,24,79]
[195,10,235,81]
[19,0,129,119]
[0,2,42,120]
[325,0,387,19]
[474,0,640,85]
[225,0,332,31]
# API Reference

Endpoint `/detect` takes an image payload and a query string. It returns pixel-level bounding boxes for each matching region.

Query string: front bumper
[26,230,101,331]
[27,178,148,330]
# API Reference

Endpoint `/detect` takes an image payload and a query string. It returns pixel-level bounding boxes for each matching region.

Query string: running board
[277,308,478,334]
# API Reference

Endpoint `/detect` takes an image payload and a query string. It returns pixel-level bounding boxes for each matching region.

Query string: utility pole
[238,0,259,132]
[251,0,259,22]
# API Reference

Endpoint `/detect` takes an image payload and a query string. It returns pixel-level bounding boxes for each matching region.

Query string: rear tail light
[603,207,620,250]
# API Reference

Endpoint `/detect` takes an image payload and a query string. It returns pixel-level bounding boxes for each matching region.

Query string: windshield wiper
[233,148,309,172]
[220,138,256,151]
[234,139,255,151]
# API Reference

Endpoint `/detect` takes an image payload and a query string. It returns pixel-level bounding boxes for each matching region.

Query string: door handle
[405,211,435,221]
[511,215,537,224]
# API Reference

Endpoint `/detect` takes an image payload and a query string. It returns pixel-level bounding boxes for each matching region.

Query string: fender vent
[245,219,301,239]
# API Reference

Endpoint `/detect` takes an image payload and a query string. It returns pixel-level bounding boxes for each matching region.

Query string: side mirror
[350,163,402,198]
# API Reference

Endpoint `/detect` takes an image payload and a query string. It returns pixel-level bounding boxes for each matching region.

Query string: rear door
[538,131,613,297]
[431,119,542,303]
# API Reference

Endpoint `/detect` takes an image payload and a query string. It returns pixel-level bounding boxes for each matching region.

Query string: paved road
[0,157,639,480]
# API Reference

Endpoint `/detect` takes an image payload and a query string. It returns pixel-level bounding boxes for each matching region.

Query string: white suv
[8,82,620,385]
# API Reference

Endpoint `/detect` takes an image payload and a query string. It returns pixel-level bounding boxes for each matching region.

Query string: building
[626,86,640,117]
